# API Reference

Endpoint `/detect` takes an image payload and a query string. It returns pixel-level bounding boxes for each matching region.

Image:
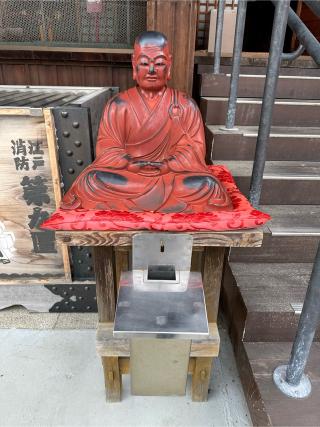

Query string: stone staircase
[198,67,320,426]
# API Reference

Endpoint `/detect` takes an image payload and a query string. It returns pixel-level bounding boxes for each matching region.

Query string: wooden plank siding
[147,0,198,95]
[0,52,134,91]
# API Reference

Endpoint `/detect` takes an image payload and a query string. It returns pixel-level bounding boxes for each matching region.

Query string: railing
[211,0,320,398]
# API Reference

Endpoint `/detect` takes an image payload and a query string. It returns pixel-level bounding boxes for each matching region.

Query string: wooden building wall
[0,51,134,91]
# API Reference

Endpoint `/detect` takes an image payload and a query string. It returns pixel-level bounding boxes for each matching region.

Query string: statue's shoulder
[105,89,132,110]
[174,89,199,111]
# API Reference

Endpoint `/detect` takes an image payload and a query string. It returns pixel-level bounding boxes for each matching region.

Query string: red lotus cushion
[41,165,270,232]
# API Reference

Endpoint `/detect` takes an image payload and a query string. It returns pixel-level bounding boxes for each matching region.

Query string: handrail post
[249,0,290,208]
[213,0,226,74]
[224,0,247,130]
[273,243,320,398]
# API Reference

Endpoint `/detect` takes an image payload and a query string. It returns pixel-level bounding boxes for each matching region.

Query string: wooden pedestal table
[56,229,263,401]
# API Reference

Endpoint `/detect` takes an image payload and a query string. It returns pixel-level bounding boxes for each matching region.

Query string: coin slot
[147,264,176,281]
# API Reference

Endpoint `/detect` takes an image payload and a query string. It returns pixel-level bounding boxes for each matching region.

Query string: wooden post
[101,356,122,402]
[147,0,197,94]
[192,357,213,402]
[202,247,226,322]
[93,247,117,322]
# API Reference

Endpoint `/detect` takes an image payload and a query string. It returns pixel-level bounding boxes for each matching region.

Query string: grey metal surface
[132,233,193,292]
[249,0,291,208]
[273,365,311,399]
[225,0,247,129]
[281,44,305,62]
[0,87,94,107]
[285,243,320,386]
[130,338,190,396]
[213,0,226,75]
[114,271,209,339]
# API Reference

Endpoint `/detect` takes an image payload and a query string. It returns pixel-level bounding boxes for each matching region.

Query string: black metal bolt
[71,306,75,310]
[65,301,69,305]
[69,287,74,291]
[61,111,68,118]
[68,168,74,174]
[52,286,57,291]
[86,253,92,258]
[66,150,73,156]
[63,131,70,137]
[56,305,60,310]
[78,260,83,264]
[79,296,83,301]
[72,122,79,128]
[76,159,83,166]
[84,286,89,291]
[86,306,91,310]
[74,141,81,147]
[63,291,68,296]
[87,266,93,272]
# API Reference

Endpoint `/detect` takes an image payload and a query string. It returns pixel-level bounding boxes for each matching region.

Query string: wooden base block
[97,322,220,402]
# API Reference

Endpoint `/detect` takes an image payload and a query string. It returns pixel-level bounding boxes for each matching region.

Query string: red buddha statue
[61,31,232,213]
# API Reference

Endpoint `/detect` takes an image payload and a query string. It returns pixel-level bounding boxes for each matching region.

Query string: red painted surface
[60,32,232,213]
[42,165,270,232]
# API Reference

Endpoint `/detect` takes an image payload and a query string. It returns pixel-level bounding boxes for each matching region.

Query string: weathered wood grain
[93,247,116,322]
[202,247,226,322]
[101,356,121,402]
[96,322,220,358]
[147,0,197,94]
[44,108,71,281]
[191,357,213,402]
[56,229,263,248]
[0,113,66,278]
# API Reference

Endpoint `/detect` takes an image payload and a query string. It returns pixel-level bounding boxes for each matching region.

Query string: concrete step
[200,97,320,127]
[200,73,320,99]
[206,125,320,161]
[222,262,319,343]
[230,205,320,263]
[216,160,320,204]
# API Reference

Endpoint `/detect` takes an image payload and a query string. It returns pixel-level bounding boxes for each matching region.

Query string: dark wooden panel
[147,0,197,94]
[201,97,320,127]
[241,342,320,427]
[0,52,133,91]
[230,234,320,263]
[207,126,320,162]
[200,73,320,99]
[233,177,320,205]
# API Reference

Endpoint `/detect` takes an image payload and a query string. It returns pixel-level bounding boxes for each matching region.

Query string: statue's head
[132,31,172,92]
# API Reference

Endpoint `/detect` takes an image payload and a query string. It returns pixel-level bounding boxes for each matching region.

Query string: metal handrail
[211,0,320,399]
[281,43,305,61]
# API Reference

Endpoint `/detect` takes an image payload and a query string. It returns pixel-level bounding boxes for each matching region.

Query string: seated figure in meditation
[61,31,232,213]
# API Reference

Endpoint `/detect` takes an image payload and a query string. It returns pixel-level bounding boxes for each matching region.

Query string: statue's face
[132,43,172,91]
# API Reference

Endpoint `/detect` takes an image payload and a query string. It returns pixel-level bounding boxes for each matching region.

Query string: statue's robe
[61,86,232,213]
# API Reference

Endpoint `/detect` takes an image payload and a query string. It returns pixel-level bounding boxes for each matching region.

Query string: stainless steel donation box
[114,233,209,396]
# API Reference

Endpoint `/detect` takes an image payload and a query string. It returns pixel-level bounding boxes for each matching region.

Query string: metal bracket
[53,106,95,280]
[46,284,97,312]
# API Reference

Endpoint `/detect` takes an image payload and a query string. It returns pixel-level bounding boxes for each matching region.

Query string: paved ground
[0,308,251,427]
